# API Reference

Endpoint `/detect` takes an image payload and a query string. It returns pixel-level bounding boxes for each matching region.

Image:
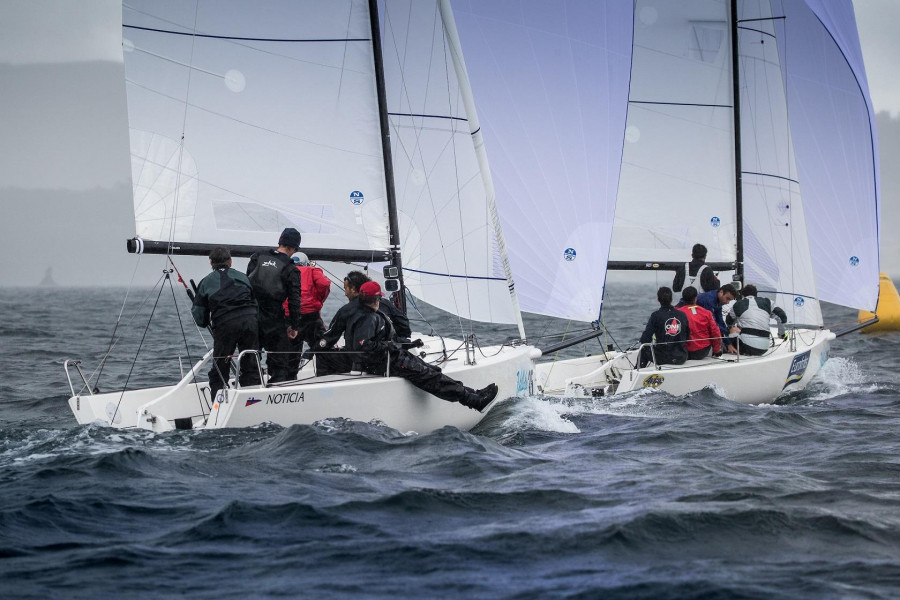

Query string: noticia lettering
[267,392,305,404]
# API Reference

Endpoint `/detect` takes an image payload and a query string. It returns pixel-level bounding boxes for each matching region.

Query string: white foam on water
[317,463,358,474]
[500,396,581,434]
[808,356,882,400]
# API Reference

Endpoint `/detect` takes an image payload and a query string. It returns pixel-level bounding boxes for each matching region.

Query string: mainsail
[123,0,391,253]
[122,0,524,326]
[612,0,738,268]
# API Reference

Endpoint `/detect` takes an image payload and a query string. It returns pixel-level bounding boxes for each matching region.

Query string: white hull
[535,329,834,404]
[67,337,538,433]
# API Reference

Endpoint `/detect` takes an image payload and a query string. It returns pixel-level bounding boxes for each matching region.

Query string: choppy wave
[3,288,900,598]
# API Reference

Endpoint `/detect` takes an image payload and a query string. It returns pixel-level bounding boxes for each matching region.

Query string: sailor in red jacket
[676,286,723,360]
[284,252,332,373]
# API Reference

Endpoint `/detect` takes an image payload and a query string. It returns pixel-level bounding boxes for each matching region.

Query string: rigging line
[168,256,210,349]
[123,24,370,43]
[404,292,436,336]
[737,31,777,290]
[738,25,776,39]
[737,16,786,24]
[131,134,188,219]
[783,10,798,323]
[629,100,733,108]
[741,170,799,185]
[388,111,467,122]
[125,78,382,159]
[441,17,473,341]
[165,0,201,253]
[759,290,817,300]
[94,254,145,390]
[166,272,208,417]
[336,0,355,104]
[403,267,505,281]
[111,276,168,426]
[384,5,468,330]
[88,274,168,380]
[124,5,367,75]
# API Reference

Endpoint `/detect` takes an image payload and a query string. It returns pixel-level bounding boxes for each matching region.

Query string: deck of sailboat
[535,327,831,404]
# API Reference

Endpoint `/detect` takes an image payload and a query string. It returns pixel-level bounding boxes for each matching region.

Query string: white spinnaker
[737,0,821,325]
[780,0,880,311]
[451,0,633,323]
[611,0,737,267]
[380,0,518,325]
[123,0,390,251]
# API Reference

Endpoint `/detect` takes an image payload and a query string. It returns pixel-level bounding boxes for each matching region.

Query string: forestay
[379,0,518,324]
[737,0,821,325]
[123,0,391,252]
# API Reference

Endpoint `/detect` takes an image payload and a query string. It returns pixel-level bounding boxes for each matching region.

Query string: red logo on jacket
[664,318,682,336]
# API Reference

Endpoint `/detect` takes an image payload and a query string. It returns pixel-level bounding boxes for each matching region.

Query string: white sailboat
[66,0,539,433]
[446,0,880,403]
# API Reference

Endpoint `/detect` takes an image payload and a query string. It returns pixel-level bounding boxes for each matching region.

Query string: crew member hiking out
[247,227,303,383]
[339,281,498,411]
[315,271,413,376]
[191,246,261,399]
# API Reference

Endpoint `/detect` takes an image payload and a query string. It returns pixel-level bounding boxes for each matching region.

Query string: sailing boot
[460,383,498,412]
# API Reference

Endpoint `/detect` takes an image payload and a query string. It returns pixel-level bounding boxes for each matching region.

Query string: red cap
[358,281,384,297]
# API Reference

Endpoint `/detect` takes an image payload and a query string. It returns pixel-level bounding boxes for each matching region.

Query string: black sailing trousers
[315,348,480,405]
[209,316,261,398]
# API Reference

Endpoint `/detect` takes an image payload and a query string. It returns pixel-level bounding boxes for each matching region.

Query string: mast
[730,0,745,285]
[367,0,407,313]
[437,0,527,340]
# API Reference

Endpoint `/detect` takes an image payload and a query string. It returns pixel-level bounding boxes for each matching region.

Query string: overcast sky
[0,0,897,289]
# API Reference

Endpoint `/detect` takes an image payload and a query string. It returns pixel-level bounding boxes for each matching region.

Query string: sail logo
[849,255,860,267]
[564,248,577,261]
[794,297,805,307]
[664,318,682,336]
[782,350,811,389]
[245,397,262,407]
[710,216,721,228]
[350,191,364,205]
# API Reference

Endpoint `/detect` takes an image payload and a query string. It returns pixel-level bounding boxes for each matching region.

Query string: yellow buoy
[858,273,900,332]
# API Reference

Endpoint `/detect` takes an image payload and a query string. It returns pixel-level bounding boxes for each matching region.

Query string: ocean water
[2,284,900,599]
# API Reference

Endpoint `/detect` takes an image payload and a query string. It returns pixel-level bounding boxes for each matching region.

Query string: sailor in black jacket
[192,246,261,398]
[246,227,303,383]
[672,243,720,293]
[316,270,414,375]
[639,287,690,368]
[345,282,497,411]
